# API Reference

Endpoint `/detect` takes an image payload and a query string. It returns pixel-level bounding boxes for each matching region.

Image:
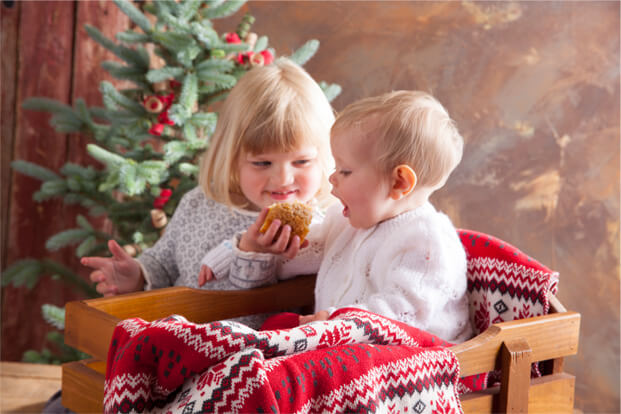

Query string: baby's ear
[389,165,417,200]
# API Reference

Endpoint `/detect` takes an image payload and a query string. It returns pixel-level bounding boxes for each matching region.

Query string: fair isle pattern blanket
[105,308,469,414]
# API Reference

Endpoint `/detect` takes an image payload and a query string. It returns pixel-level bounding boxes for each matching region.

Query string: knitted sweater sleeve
[137,193,190,289]
[226,206,333,288]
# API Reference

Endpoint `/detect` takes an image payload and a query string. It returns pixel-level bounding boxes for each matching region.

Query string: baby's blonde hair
[332,90,463,188]
[200,58,335,209]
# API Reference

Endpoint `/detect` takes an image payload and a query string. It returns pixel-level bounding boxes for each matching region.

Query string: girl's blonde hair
[200,58,335,209]
[332,90,463,188]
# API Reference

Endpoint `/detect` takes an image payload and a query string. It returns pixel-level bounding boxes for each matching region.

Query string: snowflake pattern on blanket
[105,308,473,413]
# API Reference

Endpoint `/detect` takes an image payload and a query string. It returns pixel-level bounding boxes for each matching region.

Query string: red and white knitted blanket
[105,308,481,413]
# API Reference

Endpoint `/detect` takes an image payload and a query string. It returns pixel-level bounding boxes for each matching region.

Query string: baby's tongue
[342,205,350,217]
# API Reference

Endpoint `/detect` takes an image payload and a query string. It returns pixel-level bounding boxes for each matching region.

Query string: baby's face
[328,127,396,229]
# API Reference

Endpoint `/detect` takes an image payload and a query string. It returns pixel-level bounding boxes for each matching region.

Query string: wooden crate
[62,275,579,413]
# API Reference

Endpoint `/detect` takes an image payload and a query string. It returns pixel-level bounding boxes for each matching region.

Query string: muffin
[260,201,313,244]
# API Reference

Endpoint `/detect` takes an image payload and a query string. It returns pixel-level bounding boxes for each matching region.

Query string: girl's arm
[225,207,335,288]
[137,192,197,289]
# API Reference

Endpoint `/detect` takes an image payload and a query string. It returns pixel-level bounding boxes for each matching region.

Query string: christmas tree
[3,0,340,363]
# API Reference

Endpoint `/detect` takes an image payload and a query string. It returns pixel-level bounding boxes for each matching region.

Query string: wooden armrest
[65,274,316,361]
[453,310,580,376]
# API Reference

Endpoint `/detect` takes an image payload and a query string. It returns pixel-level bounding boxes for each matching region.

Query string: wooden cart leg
[496,338,532,413]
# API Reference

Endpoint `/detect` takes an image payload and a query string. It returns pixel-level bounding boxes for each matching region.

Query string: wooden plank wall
[1,0,129,362]
[2,1,619,412]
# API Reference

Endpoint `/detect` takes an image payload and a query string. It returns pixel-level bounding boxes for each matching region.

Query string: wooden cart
[61,231,580,412]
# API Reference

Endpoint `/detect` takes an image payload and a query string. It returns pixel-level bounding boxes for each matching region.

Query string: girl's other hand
[81,240,144,297]
[238,207,305,259]
[197,265,214,286]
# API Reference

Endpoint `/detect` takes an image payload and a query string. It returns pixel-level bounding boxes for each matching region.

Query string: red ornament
[161,92,175,108]
[157,111,175,126]
[153,188,172,209]
[260,50,274,65]
[149,123,165,136]
[236,51,253,65]
[225,32,241,44]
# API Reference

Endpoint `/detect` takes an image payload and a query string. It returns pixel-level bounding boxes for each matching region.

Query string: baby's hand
[299,310,330,325]
[197,265,214,287]
[238,207,307,259]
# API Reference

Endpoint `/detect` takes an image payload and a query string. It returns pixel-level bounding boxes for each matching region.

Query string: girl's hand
[197,265,214,287]
[81,240,144,297]
[238,207,307,259]
[299,310,330,325]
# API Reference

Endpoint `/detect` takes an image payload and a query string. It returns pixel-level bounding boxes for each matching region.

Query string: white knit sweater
[223,202,473,343]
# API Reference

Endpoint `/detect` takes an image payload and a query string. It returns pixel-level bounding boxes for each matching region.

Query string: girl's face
[238,145,322,210]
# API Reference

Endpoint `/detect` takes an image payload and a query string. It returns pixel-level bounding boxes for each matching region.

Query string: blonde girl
[81,58,335,327]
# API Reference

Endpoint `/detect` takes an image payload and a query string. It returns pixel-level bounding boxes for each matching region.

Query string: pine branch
[146,67,185,83]
[113,0,152,34]
[101,61,146,80]
[42,259,98,297]
[116,30,150,44]
[202,0,246,19]
[196,58,235,73]
[319,81,343,102]
[11,160,60,182]
[41,304,65,330]
[45,229,92,251]
[100,81,146,115]
[76,235,97,258]
[1,259,43,289]
[288,39,319,66]
[178,0,202,22]
[253,35,268,52]
[22,97,79,119]
[87,144,127,168]
[85,25,150,71]
[178,162,199,176]
[191,21,219,48]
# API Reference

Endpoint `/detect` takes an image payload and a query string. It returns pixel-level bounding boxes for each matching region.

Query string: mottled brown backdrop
[2,1,619,411]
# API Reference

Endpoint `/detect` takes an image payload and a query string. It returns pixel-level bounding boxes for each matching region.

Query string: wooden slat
[62,362,575,414]
[64,300,122,363]
[62,360,105,414]
[460,373,575,413]
[2,0,76,362]
[70,0,130,163]
[497,338,532,413]
[452,311,580,376]
[1,0,20,273]
[65,274,316,361]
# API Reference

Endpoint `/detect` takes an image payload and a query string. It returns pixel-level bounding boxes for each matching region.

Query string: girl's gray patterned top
[137,186,266,327]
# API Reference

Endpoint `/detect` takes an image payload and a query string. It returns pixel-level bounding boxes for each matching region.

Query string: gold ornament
[123,244,140,257]
[250,52,265,67]
[151,209,168,229]
[144,96,164,113]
